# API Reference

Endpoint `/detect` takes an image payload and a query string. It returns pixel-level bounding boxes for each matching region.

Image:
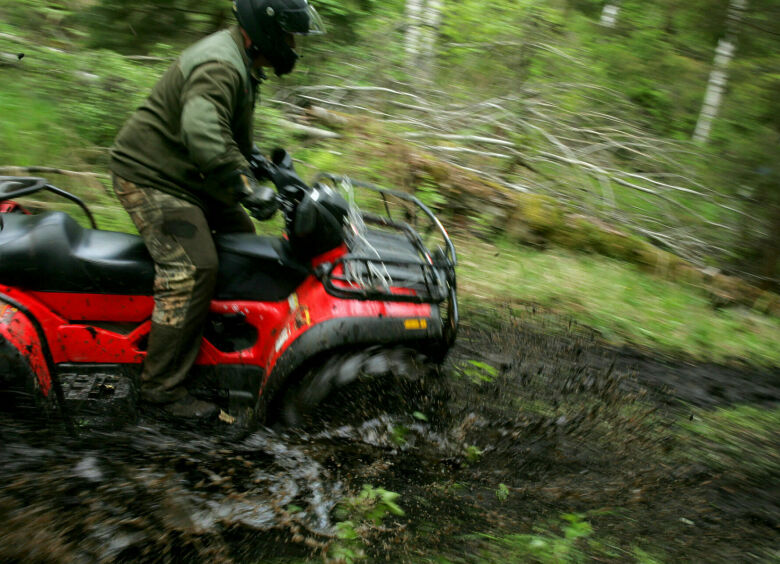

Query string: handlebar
[249,148,310,224]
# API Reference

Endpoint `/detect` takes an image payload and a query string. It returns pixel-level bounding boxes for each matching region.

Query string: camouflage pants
[112,174,254,403]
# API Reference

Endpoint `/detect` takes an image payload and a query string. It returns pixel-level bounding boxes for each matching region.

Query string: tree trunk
[760,202,780,289]
[600,3,620,27]
[692,0,747,143]
[405,0,442,81]
[418,0,443,79]
[405,0,423,68]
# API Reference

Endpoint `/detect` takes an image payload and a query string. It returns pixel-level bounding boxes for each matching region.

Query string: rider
[109,0,325,419]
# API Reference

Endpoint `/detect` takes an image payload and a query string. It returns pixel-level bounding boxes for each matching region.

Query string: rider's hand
[248,146,273,182]
[242,182,279,221]
[269,167,307,204]
[248,146,305,201]
[227,169,279,221]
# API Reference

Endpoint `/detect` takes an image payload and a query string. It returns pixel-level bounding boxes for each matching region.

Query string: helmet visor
[279,3,326,35]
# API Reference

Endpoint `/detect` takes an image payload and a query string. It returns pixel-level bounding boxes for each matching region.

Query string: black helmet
[233,0,325,76]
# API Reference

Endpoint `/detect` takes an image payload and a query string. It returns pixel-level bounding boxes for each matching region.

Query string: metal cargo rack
[314,173,456,303]
[313,173,459,348]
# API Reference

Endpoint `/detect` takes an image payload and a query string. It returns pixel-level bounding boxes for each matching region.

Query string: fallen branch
[278,120,341,140]
[295,84,429,104]
[123,55,171,63]
[425,145,512,159]
[0,32,34,46]
[305,106,348,127]
[0,166,110,180]
[0,52,24,65]
[402,132,516,147]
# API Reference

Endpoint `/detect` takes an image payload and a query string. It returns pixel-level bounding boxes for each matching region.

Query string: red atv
[0,152,457,426]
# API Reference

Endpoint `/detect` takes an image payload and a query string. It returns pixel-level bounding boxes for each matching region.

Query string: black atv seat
[0,212,308,301]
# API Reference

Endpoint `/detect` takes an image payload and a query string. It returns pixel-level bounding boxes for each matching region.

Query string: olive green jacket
[110,26,257,207]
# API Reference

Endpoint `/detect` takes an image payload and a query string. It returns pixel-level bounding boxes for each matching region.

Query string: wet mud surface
[1,307,778,563]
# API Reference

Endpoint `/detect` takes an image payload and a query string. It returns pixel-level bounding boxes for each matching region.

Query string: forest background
[1,0,779,363]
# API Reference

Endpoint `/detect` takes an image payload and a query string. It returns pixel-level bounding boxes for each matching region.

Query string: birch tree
[692,0,747,143]
[405,0,443,81]
[599,2,620,27]
[418,0,443,78]
[404,0,423,64]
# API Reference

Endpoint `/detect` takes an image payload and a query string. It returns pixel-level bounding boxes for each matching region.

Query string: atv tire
[278,346,445,428]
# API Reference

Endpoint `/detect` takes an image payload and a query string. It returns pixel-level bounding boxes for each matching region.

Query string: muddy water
[1,307,778,562]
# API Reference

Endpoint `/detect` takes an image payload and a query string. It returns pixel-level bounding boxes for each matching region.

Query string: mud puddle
[1,307,778,562]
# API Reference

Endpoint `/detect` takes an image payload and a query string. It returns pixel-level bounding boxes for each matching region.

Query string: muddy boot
[162,393,218,420]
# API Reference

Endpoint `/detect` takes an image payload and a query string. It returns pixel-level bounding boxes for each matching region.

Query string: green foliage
[464,445,483,464]
[0,0,76,34]
[312,0,393,43]
[415,173,446,211]
[390,424,408,446]
[457,360,499,384]
[0,84,76,167]
[682,405,780,482]
[73,0,230,53]
[335,484,405,526]
[480,513,596,563]
[633,546,666,564]
[329,485,405,562]
[478,511,666,562]
[496,483,510,502]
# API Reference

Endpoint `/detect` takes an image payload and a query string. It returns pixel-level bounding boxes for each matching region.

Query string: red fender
[0,302,51,396]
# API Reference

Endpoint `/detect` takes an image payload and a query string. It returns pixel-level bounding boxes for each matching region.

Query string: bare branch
[424,146,512,159]
[0,166,110,180]
[402,132,516,147]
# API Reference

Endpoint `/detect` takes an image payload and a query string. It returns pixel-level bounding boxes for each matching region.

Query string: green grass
[473,512,665,564]
[0,85,79,167]
[681,405,780,481]
[457,237,780,365]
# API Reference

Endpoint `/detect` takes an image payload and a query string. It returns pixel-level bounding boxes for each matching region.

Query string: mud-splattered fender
[259,311,443,407]
[0,302,51,396]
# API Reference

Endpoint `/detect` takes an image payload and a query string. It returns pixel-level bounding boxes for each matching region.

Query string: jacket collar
[229,25,252,71]
[230,25,266,83]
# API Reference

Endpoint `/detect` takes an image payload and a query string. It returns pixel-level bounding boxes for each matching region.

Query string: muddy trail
[1,307,778,563]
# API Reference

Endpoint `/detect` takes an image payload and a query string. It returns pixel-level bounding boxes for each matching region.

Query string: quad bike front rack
[314,173,459,347]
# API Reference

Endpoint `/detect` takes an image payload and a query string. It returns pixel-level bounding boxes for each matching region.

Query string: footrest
[58,367,136,423]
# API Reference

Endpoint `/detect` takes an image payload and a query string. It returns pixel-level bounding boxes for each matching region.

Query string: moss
[549,214,598,251]
[505,217,537,245]
[754,292,780,316]
[590,230,632,260]
[513,193,564,235]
